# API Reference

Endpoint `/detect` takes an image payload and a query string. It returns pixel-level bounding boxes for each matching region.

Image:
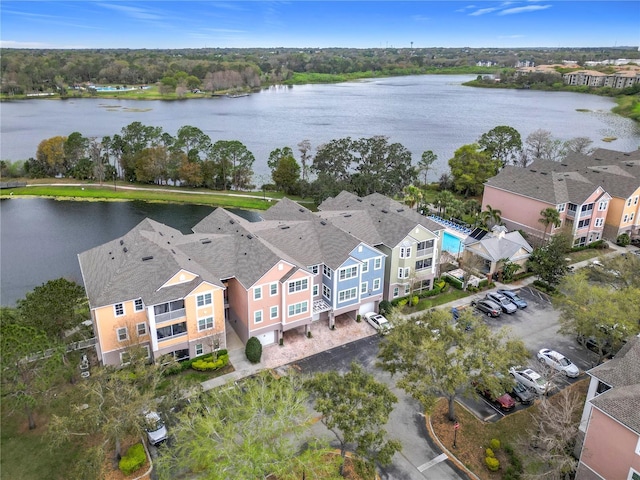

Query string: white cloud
[0,40,53,48]
[412,14,431,22]
[498,34,526,39]
[469,7,501,16]
[97,3,164,21]
[498,4,552,15]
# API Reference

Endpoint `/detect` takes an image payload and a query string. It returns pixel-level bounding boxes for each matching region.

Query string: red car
[477,386,516,411]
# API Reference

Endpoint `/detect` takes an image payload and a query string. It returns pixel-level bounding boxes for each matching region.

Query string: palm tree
[538,207,561,244]
[418,150,437,186]
[479,205,502,229]
[463,199,481,226]
[403,184,424,211]
[433,190,455,217]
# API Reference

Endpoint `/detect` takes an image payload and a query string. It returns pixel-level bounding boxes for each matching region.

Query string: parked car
[364,312,392,334]
[536,348,580,378]
[497,289,528,309]
[486,292,518,314]
[144,411,168,446]
[475,384,516,411]
[509,366,550,395]
[471,299,502,317]
[510,381,536,405]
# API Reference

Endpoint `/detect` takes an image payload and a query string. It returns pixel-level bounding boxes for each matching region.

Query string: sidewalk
[200,242,629,391]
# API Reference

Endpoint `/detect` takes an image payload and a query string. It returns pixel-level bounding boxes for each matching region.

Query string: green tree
[555,271,640,363]
[527,231,572,287]
[64,131,89,174]
[174,125,211,163]
[477,125,522,167]
[539,207,562,244]
[17,278,87,342]
[479,205,502,229]
[267,146,294,173]
[0,323,66,430]
[305,363,401,475]
[134,146,169,184]
[433,189,455,217]
[209,140,255,191]
[36,136,67,177]
[402,184,424,210]
[377,310,528,421]
[156,372,334,480]
[418,150,437,185]
[448,144,500,197]
[48,348,175,462]
[272,155,301,195]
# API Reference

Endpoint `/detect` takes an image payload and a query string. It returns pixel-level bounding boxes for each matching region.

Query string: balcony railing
[416,247,434,258]
[154,308,186,324]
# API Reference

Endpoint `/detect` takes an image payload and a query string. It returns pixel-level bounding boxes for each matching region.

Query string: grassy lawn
[0,182,316,211]
[566,248,608,263]
[431,379,588,479]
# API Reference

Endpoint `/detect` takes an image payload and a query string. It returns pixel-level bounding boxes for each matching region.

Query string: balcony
[154,308,186,324]
[416,247,434,258]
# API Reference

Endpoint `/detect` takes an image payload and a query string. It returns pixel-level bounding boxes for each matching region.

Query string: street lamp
[113,170,117,192]
[453,421,460,449]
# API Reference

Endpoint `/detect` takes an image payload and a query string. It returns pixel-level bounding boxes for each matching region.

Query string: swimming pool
[442,231,464,255]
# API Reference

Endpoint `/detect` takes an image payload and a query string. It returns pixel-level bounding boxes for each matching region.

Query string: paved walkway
[201,242,631,392]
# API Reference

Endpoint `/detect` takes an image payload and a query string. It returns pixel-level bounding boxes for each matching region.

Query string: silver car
[486,292,518,314]
[537,348,580,378]
[509,366,550,395]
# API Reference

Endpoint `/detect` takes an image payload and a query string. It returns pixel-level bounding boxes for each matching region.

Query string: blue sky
[1,1,639,49]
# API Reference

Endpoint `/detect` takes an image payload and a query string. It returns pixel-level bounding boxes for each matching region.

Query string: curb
[424,408,482,480]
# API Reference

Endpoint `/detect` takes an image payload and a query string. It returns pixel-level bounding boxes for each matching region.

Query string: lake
[0,198,261,306]
[2,75,639,180]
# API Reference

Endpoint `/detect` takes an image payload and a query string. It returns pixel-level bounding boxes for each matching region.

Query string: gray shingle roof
[588,335,640,435]
[464,230,532,262]
[317,191,443,248]
[484,165,601,205]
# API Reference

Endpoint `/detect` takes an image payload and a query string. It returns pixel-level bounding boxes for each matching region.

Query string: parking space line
[417,453,448,472]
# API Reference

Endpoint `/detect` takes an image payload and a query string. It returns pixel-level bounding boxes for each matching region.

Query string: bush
[617,233,630,246]
[411,296,419,306]
[119,443,146,475]
[435,279,446,290]
[191,353,229,371]
[246,336,263,363]
[485,448,495,458]
[356,314,361,322]
[478,279,489,288]
[485,456,500,472]
[490,438,501,450]
[397,298,408,307]
[379,300,392,316]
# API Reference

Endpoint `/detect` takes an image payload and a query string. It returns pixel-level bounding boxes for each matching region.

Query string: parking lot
[455,285,597,423]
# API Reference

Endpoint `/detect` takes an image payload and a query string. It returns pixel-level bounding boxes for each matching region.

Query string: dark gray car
[486,292,518,314]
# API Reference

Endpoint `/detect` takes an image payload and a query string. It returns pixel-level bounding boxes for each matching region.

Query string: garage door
[359,302,375,315]
[255,331,275,346]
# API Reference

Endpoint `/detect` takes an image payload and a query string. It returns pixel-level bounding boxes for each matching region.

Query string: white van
[144,411,167,446]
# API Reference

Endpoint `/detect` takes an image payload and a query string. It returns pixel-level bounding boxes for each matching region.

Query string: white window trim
[338,266,358,281]
[594,218,604,228]
[288,278,309,293]
[313,284,319,297]
[374,257,382,270]
[361,261,369,273]
[253,286,262,301]
[136,322,147,336]
[361,282,368,294]
[373,278,381,290]
[557,203,566,212]
[270,305,278,319]
[393,287,399,298]
[117,326,128,342]
[288,301,308,317]
[338,287,357,303]
[323,265,332,279]
[195,343,204,356]
[628,467,640,480]
[134,298,144,312]
[635,436,640,456]
[598,201,607,211]
[322,284,331,300]
[269,282,278,296]
[254,310,263,324]
[197,292,212,307]
[197,316,214,331]
[114,303,125,317]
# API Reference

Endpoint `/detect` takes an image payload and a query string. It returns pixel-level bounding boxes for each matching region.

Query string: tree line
[3,46,638,96]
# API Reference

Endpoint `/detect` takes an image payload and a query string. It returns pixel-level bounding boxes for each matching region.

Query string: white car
[144,411,168,446]
[509,366,550,395]
[537,348,580,378]
[364,312,392,334]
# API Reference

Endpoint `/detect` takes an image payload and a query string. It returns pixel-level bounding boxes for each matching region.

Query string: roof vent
[558,178,564,182]
[320,220,327,225]
[123,247,128,253]
[201,239,212,244]
[626,163,634,167]
[247,234,253,239]
[142,256,153,261]
[229,219,235,224]
[595,158,602,161]
[530,169,537,172]
[299,208,305,212]
[159,232,163,236]
[356,198,363,202]
[344,214,352,218]
[119,239,124,245]
[280,225,290,230]
[381,209,389,213]
[561,163,568,166]
[171,249,176,254]
[624,153,630,156]
[540,172,548,175]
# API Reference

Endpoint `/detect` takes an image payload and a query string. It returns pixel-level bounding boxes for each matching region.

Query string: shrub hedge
[246,336,263,363]
[191,353,229,371]
[119,443,146,475]
[485,456,500,472]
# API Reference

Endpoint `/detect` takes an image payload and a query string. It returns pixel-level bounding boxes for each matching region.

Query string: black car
[510,381,535,405]
[471,299,502,318]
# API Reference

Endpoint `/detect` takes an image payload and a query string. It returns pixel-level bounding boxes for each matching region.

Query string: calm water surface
[3,75,639,179]
[0,198,260,306]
